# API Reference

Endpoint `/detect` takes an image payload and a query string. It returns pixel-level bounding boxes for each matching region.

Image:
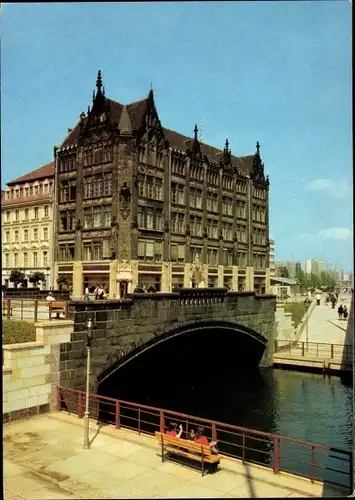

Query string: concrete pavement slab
[4,412,348,499]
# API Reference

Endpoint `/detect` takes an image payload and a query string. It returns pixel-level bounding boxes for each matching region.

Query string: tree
[9,269,25,288]
[279,267,289,278]
[57,274,69,290]
[29,271,46,287]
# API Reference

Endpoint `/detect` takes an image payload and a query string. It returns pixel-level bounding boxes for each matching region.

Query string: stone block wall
[3,320,73,423]
[275,305,295,341]
[60,290,276,391]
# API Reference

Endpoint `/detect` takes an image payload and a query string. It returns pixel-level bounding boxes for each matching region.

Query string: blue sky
[1,2,352,271]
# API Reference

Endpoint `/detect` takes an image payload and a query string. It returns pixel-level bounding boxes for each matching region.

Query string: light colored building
[2,162,55,288]
[304,259,313,275]
[275,260,301,279]
[270,276,299,300]
[304,258,325,277]
[269,239,275,276]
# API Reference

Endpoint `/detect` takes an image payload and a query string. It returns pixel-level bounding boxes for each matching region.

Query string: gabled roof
[60,93,257,176]
[7,162,55,186]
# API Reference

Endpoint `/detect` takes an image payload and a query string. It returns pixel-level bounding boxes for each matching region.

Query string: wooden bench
[48,301,68,320]
[155,431,221,476]
[2,299,12,316]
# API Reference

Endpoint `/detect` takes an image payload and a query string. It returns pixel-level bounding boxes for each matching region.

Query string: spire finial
[103,86,105,96]
[194,124,198,141]
[96,70,103,92]
[225,138,229,151]
[256,141,260,155]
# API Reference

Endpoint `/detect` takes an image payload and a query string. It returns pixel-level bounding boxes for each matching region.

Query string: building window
[190,246,202,263]
[207,219,218,239]
[44,205,49,217]
[82,206,112,229]
[208,248,218,266]
[43,227,49,240]
[190,216,202,237]
[59,243,75,261]
[14,230,19,243]
[24,187,29,197]
[223,249,233,267]
[5,231,10,243]
[84,173,112,199]
[43,251,48,267]
[60,210,76,231]
[24,252,28,267]
[14,253,18,267]
[34,185,39,195]
[24,209,29,221]
[238,252,246,268]
[83,243,92,261]
[137,207,163,231]
[33,228,38,241]
[34,207,39,219]
[171,183,185,205]
[15,189,21,199]
[15,210,19,221]
[171,244,185,263]
[6,211,10,222]
[5,253,9,267]
[43,184,49,193]
[138,240,163,262]
[23,229,29,242]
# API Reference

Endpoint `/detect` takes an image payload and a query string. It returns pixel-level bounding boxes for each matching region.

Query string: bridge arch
[97,320,267,386]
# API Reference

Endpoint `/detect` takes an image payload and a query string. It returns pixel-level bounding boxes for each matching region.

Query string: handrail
[57,385,351,491]
[274,340,352,362]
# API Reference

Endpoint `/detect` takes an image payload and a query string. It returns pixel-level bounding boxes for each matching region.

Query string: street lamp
[83,316,94,449]
[304,298,311,350]
[46,266,50,290]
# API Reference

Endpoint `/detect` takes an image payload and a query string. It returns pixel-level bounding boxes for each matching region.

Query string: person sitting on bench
[166,422,183,438]
[190,427,219,454]
[46,292,60,319]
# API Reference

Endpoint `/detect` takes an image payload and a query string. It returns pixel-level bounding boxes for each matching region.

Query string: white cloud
[318,227,352,241]
[304,178,352,199]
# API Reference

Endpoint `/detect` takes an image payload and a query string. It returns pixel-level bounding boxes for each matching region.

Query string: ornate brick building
[54,71,270,297]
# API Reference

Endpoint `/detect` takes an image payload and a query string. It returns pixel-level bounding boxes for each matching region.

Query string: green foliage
[296,269,336,292]
[279,267,289,278]
[29,271,46,285]
[9,269,25,287]
[2,320,36,344]
[284,302,308,328]
[57,274,68,285]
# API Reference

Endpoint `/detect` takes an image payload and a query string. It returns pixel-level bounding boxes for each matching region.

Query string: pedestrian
[343,305,348,320]
[316,293,321,306]
[338,304,344,320]
[331,295,336,309]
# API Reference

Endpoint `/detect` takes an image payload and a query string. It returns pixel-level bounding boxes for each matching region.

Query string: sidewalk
[4,412,347,499]
[298,294,352,345]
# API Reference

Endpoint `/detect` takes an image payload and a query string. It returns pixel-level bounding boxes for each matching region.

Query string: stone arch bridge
[60,288,276,392]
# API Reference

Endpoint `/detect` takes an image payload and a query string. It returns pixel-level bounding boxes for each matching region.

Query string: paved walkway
[298,293,352,345]
[4,412,347,499]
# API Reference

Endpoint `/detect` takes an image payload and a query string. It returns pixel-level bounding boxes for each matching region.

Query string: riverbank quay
[4,412,348,499]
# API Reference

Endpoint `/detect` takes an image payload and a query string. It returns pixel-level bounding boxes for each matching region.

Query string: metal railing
[2,298,69,322]
[274,340,352,364]
[57,386,351,491]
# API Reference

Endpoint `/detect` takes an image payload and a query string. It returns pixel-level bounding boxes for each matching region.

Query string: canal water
[98,329,352,489]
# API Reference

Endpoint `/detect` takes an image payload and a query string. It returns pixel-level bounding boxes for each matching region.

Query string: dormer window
[6,191,11,200]
[34,185,39,195]
[24,187,29,197]
[43,183,49,194]
[16,189,21,199]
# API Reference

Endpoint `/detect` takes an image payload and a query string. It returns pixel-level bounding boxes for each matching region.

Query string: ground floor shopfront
[54,260,271,298]
[2,267,53,290]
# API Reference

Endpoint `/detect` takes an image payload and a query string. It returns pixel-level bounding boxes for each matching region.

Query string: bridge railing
[274,340,352,363]
[2,298,70,322]
[57,386,351,491]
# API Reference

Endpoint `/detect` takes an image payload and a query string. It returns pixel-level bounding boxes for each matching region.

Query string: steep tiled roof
[7,162,55,186]
[2,193,52,207]
[59,94,255,175]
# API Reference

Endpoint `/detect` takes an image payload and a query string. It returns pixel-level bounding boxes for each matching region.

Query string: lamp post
[304,298,311,350]
[83,316,93,449]
[46,266,51,290]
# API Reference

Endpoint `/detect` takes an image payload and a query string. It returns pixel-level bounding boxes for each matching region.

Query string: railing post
[331,344,334,359]
[242,432,246,463]
[34,300,38,323]
[274,340,278,352]
[6,299,11,320]
[211,422,217,441]
[316,343,319,357]
[20,300,23,320]
[159,410,165,433]
[78,392,83,418]
[115,400,120,428]
[138,408,141,434]
[302,342,305,357]
[311,446,315,483]
[273,436,280,474]
[289,341,291,355]
[48,303,52,321]
[56,387,61,411]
